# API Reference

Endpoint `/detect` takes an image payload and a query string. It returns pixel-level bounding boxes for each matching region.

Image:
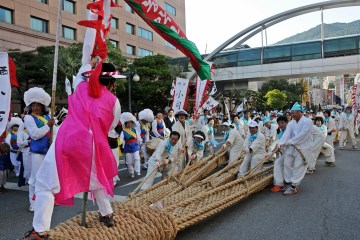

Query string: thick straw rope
[49,203,177,240]
[50,147,275,240]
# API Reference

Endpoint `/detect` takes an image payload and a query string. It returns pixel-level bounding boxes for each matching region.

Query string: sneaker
[353,145,357,149]
[339,147,344,150]
[283,186,298,196]
[99,214,114,228]
[271,185,285,192]
[306,169,315,175]
[325,162,336,167]
[19,229,49,240]
[136,172,141,176]
[29,206,34,212]
[130,173,134,178]
[142,163,148,170]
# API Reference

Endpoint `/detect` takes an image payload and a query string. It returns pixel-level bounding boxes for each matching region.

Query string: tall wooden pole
[51,0,62,123]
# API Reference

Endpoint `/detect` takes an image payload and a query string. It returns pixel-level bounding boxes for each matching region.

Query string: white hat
[175,109,189,118]
[138,108,154,122]
[221,121,234,128]
[7,117,23,130]
[120,112,137,126]
[248,120,259,128]
[24,87,51,111]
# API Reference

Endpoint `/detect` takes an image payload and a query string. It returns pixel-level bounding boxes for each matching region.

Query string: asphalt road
[1,137,359,240]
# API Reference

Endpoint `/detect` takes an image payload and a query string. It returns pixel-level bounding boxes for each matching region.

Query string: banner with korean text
[197,96,219,115]
[0,53,11,135]
[171,77,189,113]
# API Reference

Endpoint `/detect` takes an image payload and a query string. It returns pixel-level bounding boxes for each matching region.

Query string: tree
[328,82,335,89]
[223,89,265,111]
[259,79,305,103]
[264,89,287,110]
[9,41,127,109]
[118,54,181,112]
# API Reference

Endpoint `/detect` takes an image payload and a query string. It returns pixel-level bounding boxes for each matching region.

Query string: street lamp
[128,70,140,112]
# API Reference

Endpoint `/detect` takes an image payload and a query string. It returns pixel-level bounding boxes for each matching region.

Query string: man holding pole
[140,131,182,190]
[21,59,121,240]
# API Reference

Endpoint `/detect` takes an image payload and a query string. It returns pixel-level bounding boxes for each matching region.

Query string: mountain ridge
[276,20,360,44]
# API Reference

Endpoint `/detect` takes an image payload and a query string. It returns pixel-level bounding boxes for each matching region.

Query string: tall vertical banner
[195,76,209,114]
[171,77,189,113]
[0,53,11,136]
[355,84,360,105]
[340,77,345,106]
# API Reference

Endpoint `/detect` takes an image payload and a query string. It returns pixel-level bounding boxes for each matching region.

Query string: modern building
[0,0,185,59]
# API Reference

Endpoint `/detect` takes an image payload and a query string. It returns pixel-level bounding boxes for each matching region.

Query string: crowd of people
[0,57,359,239]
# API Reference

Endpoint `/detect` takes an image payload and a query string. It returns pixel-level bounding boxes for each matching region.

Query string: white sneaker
[29,206,34,212]
[353,145,358,149]
[130,173,134,178]
[283,186,298,196]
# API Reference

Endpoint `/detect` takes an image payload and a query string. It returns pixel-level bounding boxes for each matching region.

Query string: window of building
[109,39,119,48]
[127,45,136,55]
[126,23,135,35]
[0,7,13,24]
[62,26,76,40]
[111,17,118,29]
[36,0,48,4]
[30,16,48,33]
[165,41,176,49]
[125,3,134,13]
[164,3,176,15]
[138,48,153,57]
[63,0,75,14]
[138,27,153,41]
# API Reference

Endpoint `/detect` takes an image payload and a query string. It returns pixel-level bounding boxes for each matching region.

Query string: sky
[185,0,360,54]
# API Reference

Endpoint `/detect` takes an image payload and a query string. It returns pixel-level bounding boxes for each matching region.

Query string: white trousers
[29,153,45,208]
[283,148,311,186]
[310,143,335,170]
[10,152,20,176]
[33,188,112,233]
[228,146,243,165]
[238,153,266,177]
[32,142,113,233]
[339,129,357,147]
[112,148,120,184]
[273,155,285,186]
[140,143,150,163]
[22,148,31,180]
[126,151,141,175]
[309,140,325,171]
[325,132,337,148]
[140,159,174,190]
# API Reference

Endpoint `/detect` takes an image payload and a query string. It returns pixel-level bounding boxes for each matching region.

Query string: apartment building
[0,0,186,59]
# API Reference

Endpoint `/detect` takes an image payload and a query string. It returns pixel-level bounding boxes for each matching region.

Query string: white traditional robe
[338,112,357,147]
[141,139,182,190]
[238,131,266,176]
[278,116,313,186]
[324,116,337,147]
[172,120,192,147]
[225,128,244,164]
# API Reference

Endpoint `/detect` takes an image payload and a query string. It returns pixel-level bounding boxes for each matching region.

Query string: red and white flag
[197,96,219,115]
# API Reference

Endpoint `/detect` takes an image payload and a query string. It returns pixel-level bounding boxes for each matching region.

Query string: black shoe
[99,214,114,228]
[19,229,49,240]
[325,162,336,167]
